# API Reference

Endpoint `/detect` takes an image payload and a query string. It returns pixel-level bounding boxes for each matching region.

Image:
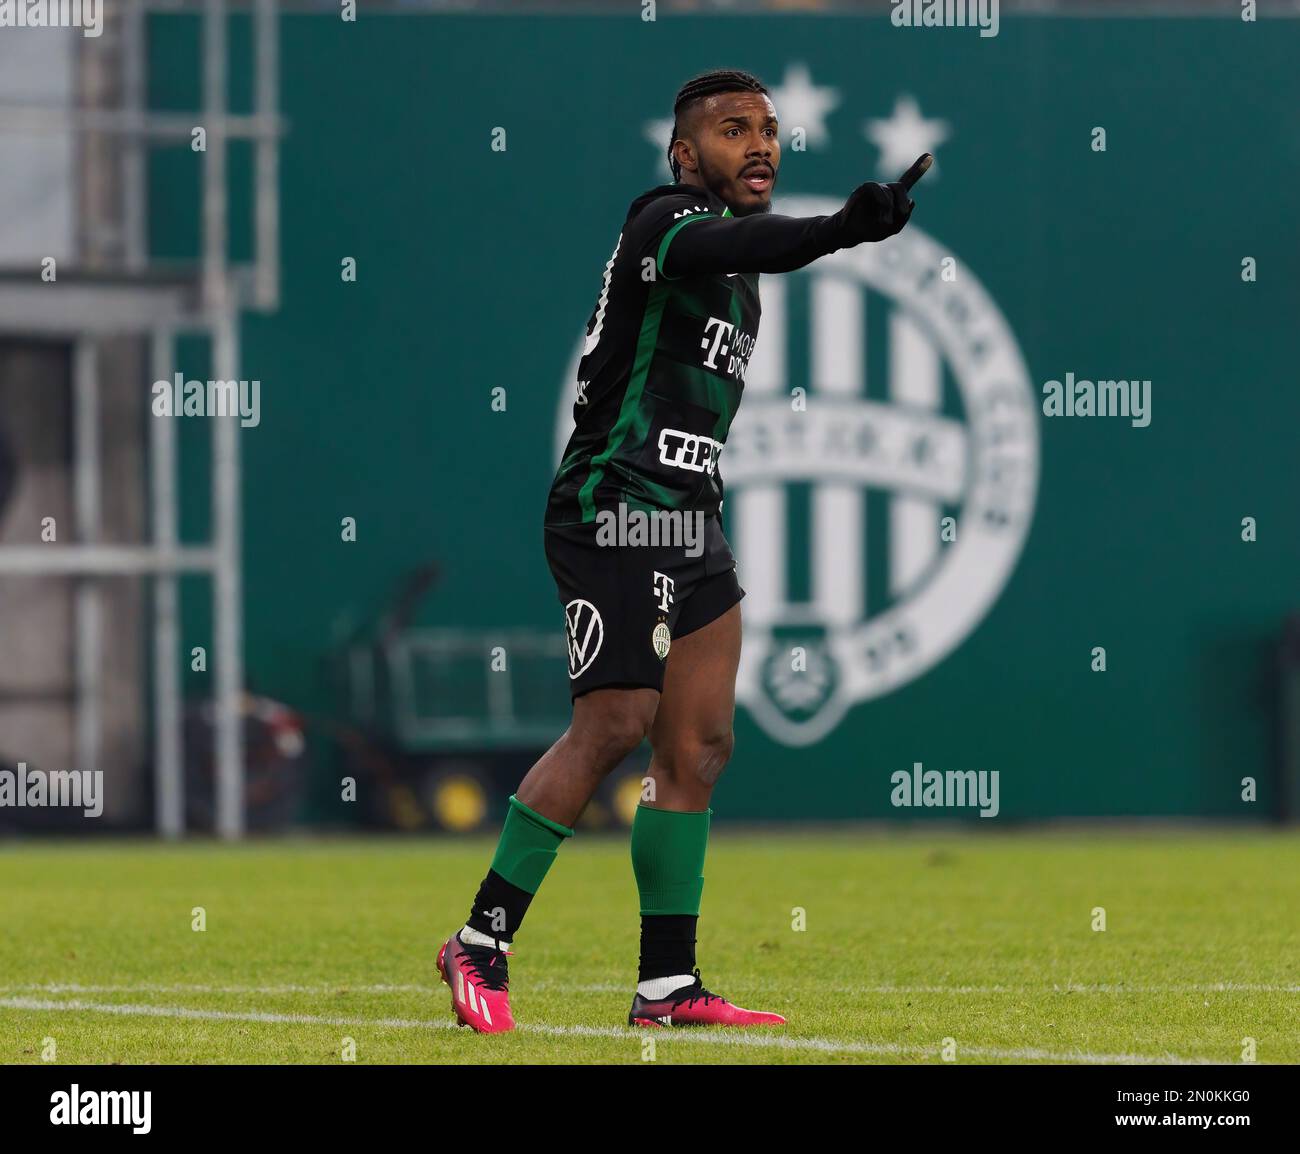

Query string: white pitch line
[537,982,1300,996]
[0,983,434,996]
[0,996,1229,1064]
[0,996,455,1032]
[1,981,1296,996]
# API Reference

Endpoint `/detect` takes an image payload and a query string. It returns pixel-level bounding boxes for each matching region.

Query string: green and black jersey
[546,179,905,526]
[548,184,756,525]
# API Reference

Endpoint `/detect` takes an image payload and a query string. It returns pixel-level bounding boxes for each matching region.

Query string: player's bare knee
[695,730,735,787]
[660,730,733,788]
[575,700,654,768]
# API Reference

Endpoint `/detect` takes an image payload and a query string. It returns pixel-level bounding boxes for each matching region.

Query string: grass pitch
[2,830,1297,1064]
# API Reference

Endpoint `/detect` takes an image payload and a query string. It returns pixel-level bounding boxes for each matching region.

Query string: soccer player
[438,69,916,1032]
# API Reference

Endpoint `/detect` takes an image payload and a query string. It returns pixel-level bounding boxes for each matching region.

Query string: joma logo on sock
[890,761,1000,818]
[50,1086,151,1134]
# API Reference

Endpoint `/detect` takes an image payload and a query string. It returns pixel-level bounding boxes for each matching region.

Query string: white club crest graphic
[652,622,672,661]
[556,198,1038,744]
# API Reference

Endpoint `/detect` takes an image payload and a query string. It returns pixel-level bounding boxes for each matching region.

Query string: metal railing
[0,0,285,838]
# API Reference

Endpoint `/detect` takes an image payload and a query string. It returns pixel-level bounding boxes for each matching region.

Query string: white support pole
[203,0,228,315]
[150,327,184,838]
[0,546,217,575]
[204,0,243,839]
[122,0,147,272]
[254,0,280,310]
[73,340,103,778]
[212,311,244,839]
[0,106,282,138]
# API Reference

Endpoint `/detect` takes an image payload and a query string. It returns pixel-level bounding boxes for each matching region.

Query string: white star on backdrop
[643,117,676,179]
[864,95,950,180]
[768,62,840,151]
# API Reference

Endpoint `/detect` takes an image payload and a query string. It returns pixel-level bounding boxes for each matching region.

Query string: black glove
[834,180,915,244]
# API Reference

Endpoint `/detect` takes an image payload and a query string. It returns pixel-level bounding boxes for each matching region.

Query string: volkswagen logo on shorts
[564,599,604,678]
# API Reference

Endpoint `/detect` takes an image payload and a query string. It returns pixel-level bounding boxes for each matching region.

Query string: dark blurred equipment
[183,694,306,832]
[0,421,15,523]
[323,562,647,833]
[1277,616,1300,823]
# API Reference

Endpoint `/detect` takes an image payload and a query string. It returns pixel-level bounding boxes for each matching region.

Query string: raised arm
[660,180,916,279]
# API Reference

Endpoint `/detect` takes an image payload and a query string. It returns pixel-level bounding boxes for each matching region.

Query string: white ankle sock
[459,925,509,950]
[637,974,695,1000]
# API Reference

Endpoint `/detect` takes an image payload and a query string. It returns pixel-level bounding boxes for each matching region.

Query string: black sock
[464,869,535,942]
[638,914,698,982]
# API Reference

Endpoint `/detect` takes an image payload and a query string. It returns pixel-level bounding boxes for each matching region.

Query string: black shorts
[544,512,745,698]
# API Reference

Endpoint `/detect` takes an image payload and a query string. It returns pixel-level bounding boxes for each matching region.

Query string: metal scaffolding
[0,0,284,838]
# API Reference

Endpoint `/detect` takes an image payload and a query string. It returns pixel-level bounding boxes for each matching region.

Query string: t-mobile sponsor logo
[699,316,756,380]
[652,571,675,613]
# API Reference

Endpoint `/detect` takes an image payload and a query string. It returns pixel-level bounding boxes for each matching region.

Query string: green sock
[630,803,712,915]
[489,794,574,894]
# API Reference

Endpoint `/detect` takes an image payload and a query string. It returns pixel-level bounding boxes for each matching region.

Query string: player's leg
[438,522,666,1033]
[464,684,659,952]
[515,686,659,826]
[438,687,657,1032]
[645,600,741,809]
[628,592,785,1027]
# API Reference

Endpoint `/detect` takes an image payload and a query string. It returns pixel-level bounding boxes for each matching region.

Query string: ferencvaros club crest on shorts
[652,621,671,660]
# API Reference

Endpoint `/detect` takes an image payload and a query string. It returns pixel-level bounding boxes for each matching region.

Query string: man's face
[677,91,780,217]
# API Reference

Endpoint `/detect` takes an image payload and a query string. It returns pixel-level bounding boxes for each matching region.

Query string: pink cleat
[436,932,515,1033]
[628,969,786,1028]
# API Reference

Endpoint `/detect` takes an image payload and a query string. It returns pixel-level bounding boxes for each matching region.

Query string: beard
[699,154,774,217]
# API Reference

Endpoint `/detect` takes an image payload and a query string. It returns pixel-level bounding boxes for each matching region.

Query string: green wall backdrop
[149,13,1300,820]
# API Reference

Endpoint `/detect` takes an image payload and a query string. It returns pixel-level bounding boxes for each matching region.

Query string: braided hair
[667,69,769,183]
